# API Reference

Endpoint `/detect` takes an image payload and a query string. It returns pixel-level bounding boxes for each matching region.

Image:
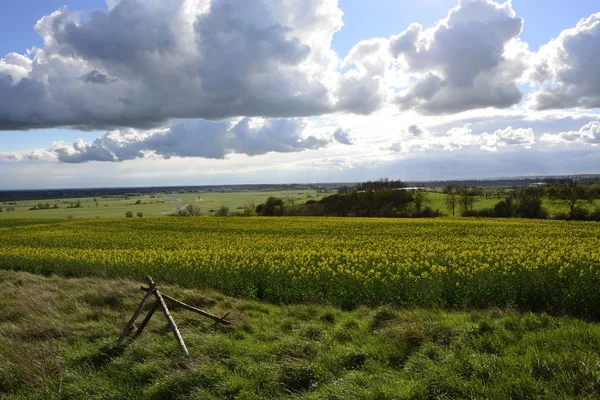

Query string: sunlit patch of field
[0,190,321,219]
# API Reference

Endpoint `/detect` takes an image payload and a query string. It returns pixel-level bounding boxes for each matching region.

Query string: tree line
[452,177,600,221]
[255,179,441,218]
[169,177,600,221]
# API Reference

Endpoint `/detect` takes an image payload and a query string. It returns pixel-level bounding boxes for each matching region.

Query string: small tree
[443,184,458,216]
[135,199,142,205]
[0,206,2,212]
[411,188,429,213]
[125,211,133,218]
[458,185,475,212]
[256,197,285,216]
[494,198,515,218]
[137,212,144,218]
[547,177,590,219]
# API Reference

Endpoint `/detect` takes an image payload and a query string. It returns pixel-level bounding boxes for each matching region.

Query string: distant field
[0,190,322,219]
[2,217,599,319]
[3,189,596,219]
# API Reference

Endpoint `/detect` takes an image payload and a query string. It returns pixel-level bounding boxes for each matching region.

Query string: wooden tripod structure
[118,276,231,356]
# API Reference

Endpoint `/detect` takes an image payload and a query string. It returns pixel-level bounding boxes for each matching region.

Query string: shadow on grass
[78,343,126,369]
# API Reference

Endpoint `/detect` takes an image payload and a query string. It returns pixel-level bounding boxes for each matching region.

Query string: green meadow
[0,190,321,219]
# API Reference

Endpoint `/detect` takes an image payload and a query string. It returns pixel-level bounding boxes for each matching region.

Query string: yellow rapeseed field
[1,217,599,317]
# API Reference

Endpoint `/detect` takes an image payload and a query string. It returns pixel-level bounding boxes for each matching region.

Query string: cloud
[80,70,116,84]
[19,118,329,163]
[408,124,428,137]
[529,13,600,110]
[332,128,355,145]
[0,0,540,132]
[416,113,600,137]
[389,0,529,114]
[336,38,394,114]
[402,124,534,152]
[479,127,535,151]
[0,0,354,130]
[385,141,405,153]
[541,121,600,146]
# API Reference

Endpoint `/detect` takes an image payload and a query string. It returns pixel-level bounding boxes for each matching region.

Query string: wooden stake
[120,277,230,356]
[155,289,189,356]
[118,284,155,345]
[132,300,159,339]
[213,312,231,328]
[162,293,232,325]
[140,287,231,325]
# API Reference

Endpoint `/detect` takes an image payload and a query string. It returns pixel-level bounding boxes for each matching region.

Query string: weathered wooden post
[155,286,189,356]
[118,276,231,356]
[118,277,156,345]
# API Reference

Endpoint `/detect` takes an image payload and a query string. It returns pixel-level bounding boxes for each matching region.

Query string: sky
[0,0,599,189]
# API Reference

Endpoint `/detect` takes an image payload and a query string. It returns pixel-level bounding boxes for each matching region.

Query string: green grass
[0,190,322,219]
[426,192,497,214]
[426,192,600,216]
[1,270,600,399]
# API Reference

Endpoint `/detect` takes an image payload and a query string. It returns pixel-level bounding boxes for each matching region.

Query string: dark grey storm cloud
[389,0,527,114]
[25,118,329,163]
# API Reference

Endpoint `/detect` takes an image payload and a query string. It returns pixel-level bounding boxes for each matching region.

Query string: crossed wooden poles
[118,276,231,356]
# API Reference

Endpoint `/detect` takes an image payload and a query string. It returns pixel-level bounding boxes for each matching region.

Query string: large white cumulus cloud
[529,13,600,110]
[0,0,544,133]
[0,0,353,130]
[541,121,600,146]
[389,0,530,114]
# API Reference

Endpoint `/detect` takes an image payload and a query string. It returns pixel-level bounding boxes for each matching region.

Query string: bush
[517,197,547,219]
[175,204,202,217]
[136,212,143,218]
[216,205,229,217]
[462,208,496,218]
[125,211,133,218]
[494,199,514,218]
[412,206,442,218]
[256,197,285,216]
[241,202,256,217]
[551,206,600,221]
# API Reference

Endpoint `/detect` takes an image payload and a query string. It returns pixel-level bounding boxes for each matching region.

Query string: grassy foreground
[1,270,600,399]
